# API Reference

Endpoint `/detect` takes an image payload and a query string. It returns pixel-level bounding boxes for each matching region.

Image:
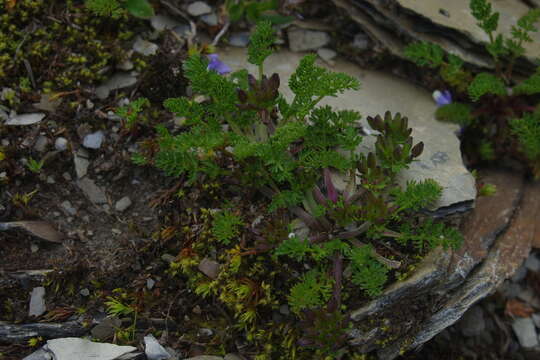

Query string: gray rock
[144,334,171,360]
[74,155,89,179]
[352,33,370,50]
[220,49,476,210]
[187,1,212,16]
[77,178,107,204]
[317,48,337,64]
[198,258,220,279]
[34,136,49,152]
[80,288,90,297]
[133,38,159,56]
[201,13,218,26]
[96,73,138,100]
[458,306,485,337]
[518,288,540,308]
[33,94,62,113]
[83,131,104,149]
[29,287,46,317]
[115,196,132,212]
[61,201,77,216]
[55,137,68,151]
[229,32,250,47]
[185,357,223,360]
[525,254,540,272]
[5,113,46,126]
[512,317,539,348]
[117,60,134,71]
[161,254,176,264]
[22,348,53,360]
[224,355,242,360]
[147,278,156,290]
[173,24,191,38]
[44,337,136,360]
[511,265,528,283]
[532,313,540,329]
[288,29,330,52]
[91,317,121,341]
[150,15,183,31]
[499,280,522,298]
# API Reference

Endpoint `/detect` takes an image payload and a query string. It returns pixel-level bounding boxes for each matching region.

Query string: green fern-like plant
[211,210,244,244]
[288,269,334,314]
[348,245,388,297]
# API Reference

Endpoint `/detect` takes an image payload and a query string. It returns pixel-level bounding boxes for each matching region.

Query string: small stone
[55,137,68,151]
[198,258,220,279]
[83,131,104,149]
[184,356,223,360]
[192,305,202,314]
[279,304,290,316]
[512,317,539,348]
[173,24,191,38]
[46,176,55,184]
[133,38,159,56]
[352,33,370,50]
[86,99,94,109]
[30,244,39,253]
[78,177,107,204]
[5,113,46,126]
[229,32,250,47]
[198,328,213,337]
[74,155,89,179]
[115,196,132,212]
[187,1,212,16]
[511,265,528,283]
[201,13,218,26]
[150,14,183,31]
[33,94,61,112]
[62,172,72,181]
[29,287,46,317]
[96,73,138,100]
[146,278,156,290]
[317,48,337,65]
[91,317,122,340]
[117,60,134,71]
[161,254,176,264]
[80,288,90,296]
[112,228,122,235]
[34,136,49,152]
[61,201,77,216]
[458,305,485,337]
[525,254,540,272]
[224,355,242,360]
[144,334,171,360]
[288,29,330,52]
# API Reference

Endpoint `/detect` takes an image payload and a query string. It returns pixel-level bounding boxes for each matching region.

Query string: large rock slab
[219,48,476,211]
[44,338,136,360]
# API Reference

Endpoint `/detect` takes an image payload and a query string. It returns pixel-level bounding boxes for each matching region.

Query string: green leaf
[468,72,506,101]
[514,72,540,95]
[391,179,442,212]
[435,103,474,126]
[404,41,444,68]
[125,0,154,18]
[288,269,333,314]
[248,21,276,66]
[228,3,245,22]
[212,210,243,244]
[510,112,540,160]
[348,245,388,297]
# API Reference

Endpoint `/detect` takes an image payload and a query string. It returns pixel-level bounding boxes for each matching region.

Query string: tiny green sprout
[115,97,150,129]
[479,183,497,196]
[27,337,43,347]
[26,157,44,173]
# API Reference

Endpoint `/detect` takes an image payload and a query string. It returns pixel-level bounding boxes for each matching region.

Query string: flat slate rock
[219,48,476,211]
[44,338,136,360]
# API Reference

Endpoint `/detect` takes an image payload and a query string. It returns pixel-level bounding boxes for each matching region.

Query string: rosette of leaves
[404,0,540,177]
[85,0,154,18]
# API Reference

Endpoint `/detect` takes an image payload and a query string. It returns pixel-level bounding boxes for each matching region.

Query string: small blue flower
[432,90,452,107]
[207,54,231,75]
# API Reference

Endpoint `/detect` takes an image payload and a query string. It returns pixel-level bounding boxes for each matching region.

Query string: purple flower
[207,54,231,75]
[432,90,452,107]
